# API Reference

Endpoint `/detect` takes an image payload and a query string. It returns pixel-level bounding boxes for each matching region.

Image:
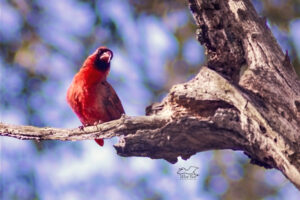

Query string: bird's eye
[97,49,103,55]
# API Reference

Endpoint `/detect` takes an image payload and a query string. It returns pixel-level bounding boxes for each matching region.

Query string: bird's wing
[102,80,125,121]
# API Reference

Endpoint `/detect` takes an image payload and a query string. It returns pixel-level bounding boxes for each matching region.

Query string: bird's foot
[79,125,85,131]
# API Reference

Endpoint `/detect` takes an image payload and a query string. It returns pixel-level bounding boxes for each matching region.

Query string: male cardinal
[66,46,125,146]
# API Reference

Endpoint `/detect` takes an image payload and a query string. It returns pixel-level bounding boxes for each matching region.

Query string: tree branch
[1,0,300,190]
[0,115,167,141]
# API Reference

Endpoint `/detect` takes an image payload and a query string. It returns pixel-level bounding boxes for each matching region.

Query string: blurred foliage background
[0,0,299,199]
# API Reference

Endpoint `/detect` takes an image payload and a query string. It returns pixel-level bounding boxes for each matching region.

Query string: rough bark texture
[1,0,300,190]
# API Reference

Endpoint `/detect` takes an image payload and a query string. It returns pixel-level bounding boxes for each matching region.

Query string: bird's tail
[95,139,104,146]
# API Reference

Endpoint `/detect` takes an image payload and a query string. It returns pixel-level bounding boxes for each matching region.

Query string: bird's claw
[79,125,84,131]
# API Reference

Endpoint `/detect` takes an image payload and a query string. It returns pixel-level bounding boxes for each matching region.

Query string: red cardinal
[66,46,125,146]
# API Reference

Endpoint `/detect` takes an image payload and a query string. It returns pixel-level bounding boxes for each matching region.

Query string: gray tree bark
[1,0,300,190]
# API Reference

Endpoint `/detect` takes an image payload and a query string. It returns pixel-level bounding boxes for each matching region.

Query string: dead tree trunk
[1,0,300,190]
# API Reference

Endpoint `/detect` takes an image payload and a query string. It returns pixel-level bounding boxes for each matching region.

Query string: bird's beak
[100,51,112,63]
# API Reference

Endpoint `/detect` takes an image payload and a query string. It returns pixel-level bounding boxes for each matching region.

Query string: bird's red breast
[67,46,125,146]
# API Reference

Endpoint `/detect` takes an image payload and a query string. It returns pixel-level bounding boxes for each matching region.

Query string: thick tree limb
[1,0,300,190]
